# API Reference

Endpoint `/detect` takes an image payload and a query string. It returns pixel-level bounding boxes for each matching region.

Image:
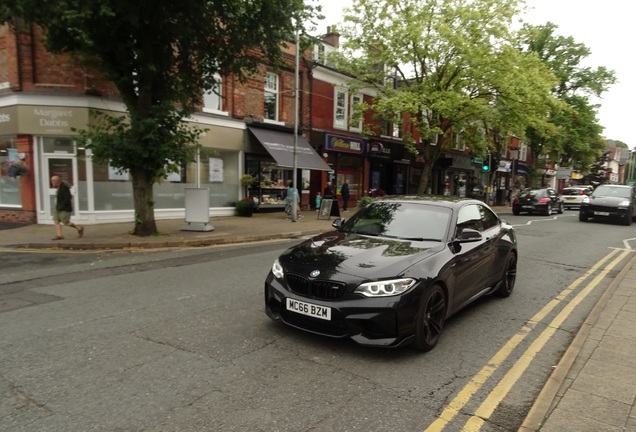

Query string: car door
[478,205,503,287]
[547,188,561,208]
[450,204,492,307]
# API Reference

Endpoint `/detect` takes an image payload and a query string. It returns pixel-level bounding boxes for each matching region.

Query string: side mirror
[332,218,345,229]
[457,228,482,243]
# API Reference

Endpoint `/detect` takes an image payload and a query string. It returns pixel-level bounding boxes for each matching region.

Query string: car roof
[373,195,484,210]
[564,186,591,189]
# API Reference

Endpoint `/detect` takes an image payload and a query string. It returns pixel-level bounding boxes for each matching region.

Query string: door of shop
[42,156,79,221]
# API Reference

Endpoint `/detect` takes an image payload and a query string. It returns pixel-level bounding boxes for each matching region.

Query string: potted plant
[240,174,254,197]
[235,196,257,217]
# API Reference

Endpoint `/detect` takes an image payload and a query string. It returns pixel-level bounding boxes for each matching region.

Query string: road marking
[462,248,631,431]
[423,248,623,432]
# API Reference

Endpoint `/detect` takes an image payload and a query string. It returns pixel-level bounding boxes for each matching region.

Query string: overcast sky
[317,0,633,147]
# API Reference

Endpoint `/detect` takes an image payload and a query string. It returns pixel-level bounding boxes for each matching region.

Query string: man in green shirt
[51,175,84,240]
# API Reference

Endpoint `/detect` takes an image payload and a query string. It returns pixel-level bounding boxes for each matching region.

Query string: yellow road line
[423,248,622,432]
[462,248,631,430]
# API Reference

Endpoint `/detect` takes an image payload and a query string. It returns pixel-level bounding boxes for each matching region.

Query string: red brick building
[0,23,329,224]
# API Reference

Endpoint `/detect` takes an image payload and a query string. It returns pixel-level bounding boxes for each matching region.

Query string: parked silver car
[561,186,593,209]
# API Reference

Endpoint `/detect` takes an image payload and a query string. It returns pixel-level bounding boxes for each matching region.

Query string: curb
[8,230,327,251]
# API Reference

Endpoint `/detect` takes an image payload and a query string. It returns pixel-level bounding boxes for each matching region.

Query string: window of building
[349,94,363,131]
[264,72,279,121]
[203,74,224,113]
[392,118,402,139]
[334,87,348,129]
[519,142,527,162]
[453,133,466,151]
[314,43,335,67]
[0,136,21,207]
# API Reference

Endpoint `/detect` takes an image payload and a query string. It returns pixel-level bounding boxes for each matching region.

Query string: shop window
[0,136,21,207]
[42,137,75,154]
[264,72,279,121]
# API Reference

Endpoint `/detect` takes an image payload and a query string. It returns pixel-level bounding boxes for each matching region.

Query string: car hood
[279,230,445,279]
[589,196,630,206]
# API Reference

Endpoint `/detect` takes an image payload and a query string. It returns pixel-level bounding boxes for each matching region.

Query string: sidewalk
[0,204,510,251]
[1,204,634,431]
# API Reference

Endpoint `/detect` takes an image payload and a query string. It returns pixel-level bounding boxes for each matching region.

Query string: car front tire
[579,212,588,222]
[557,203,564,214]
[413,284,446,352]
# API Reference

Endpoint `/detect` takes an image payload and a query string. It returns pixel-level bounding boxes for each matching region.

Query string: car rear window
[520,189,544,198]
[562,189,584,196]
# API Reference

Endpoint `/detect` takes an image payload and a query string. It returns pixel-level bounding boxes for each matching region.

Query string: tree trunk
[131,170,158,236]
[417,162,433,195]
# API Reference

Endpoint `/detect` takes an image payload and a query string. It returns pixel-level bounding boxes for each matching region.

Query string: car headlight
[618,200,630,207]
[272,259,284,279]
[581,196,590,203]
[354,278,417,297]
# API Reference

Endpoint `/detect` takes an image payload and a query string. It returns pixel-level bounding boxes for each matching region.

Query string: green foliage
[517,23,616,179]
[235,198,256,216]
[336,0,557,194]
[3,0,320,235]
[357,196,374,208]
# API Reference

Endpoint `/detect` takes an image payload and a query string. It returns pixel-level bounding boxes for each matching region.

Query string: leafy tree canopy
[2,0,320,235]
[517,22,616,177]
[334,0,558,194]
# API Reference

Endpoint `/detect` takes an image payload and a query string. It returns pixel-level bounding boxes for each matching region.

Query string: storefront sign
[0,105,89,135]
[325,134,366,155]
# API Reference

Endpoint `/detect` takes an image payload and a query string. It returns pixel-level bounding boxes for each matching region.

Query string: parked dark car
[579,184,636,226]
[512,188,564,215]
[264,196,517,352]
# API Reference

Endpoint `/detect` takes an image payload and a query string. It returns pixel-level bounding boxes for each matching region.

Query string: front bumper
[580,205,631,222]
[264,274,420,348]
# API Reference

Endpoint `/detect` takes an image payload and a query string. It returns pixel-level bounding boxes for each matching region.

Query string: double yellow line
[425,247,631,432]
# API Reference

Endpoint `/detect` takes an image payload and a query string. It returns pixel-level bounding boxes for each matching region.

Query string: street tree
[517,23,616,185]
[1,0,319,236]
[334,0,557,194]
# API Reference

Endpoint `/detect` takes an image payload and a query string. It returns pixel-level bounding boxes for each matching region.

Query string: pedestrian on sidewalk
[340,179,350,212]
[323,182,335,200]
[285,180,303,219]
[315,191,322,211]
[51,175,84,240]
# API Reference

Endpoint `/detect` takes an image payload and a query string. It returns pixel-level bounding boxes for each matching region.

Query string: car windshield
[593,186,632,199]
[341,202,451,241]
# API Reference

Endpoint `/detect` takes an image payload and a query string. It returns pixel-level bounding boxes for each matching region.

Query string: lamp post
[629,148,636,185]
[291,23,300,222]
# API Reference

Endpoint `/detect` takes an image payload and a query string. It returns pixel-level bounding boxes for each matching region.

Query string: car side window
[479,205,499,230]
[456,205,484,235]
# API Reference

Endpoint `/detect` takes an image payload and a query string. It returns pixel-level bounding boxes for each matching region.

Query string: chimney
[323,26,340,47]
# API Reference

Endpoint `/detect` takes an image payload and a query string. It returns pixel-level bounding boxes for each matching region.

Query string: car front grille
[286,273,346,300]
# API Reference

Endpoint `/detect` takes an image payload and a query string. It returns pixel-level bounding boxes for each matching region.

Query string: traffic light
[490,155,499,172]
[482,152,491,171]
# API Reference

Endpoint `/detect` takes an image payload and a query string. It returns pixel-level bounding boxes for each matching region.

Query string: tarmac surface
[0,205,635,431]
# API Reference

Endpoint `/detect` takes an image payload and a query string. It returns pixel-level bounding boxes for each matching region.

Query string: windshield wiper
[382,234,441,242]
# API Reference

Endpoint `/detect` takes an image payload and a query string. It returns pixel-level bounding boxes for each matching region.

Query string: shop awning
[248,127,332,171]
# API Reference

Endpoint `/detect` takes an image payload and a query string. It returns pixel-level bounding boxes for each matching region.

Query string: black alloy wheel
[496,253,517,298]
[557,203,564,214]
[413,284,446,352]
